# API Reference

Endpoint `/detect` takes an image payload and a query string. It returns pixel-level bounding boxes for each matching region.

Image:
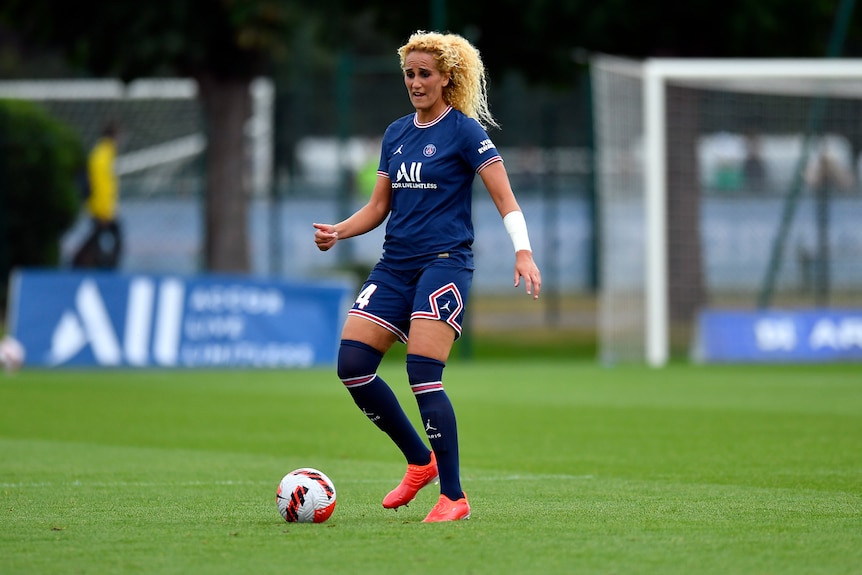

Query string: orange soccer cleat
[422,492,471,522]
[382,451,438,509]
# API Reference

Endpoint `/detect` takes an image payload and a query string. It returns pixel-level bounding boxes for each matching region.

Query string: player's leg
[108,220,123,268]
[407,264,472,521]
[338,316,431,465]
[406,320,463,499]
[72,220,100,268]
[336,274,435,495]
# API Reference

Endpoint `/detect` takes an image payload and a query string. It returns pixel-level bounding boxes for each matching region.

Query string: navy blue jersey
[377,106,501,270]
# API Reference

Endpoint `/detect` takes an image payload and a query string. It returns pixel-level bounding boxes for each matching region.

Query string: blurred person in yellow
[73,121,122,269]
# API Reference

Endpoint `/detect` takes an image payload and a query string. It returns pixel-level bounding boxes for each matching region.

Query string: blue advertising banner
[694,308,862,363]
[7,270,353,368]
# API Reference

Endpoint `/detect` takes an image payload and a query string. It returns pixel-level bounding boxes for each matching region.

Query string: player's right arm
[314,175,392,251]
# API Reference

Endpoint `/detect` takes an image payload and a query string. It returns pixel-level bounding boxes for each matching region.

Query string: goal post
[592,56,862,367]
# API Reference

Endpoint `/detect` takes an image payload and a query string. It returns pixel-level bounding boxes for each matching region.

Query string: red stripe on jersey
[476,156,503,173]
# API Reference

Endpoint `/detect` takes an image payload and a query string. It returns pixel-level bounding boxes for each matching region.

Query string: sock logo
[362,408,381,423]
[425,419,442,439]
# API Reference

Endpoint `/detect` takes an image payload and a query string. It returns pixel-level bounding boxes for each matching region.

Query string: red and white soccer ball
[276,468,336,523]
[0,335,25,373]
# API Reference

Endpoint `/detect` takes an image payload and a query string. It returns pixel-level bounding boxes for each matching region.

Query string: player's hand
[514,250,541,300]
[313,223,338,251]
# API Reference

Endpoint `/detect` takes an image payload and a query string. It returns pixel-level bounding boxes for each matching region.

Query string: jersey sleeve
[460,117,502,173]
[377,122,399,179]
[376,146,391,179]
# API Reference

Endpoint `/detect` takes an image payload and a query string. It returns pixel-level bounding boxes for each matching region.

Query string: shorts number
[355,284,378,310]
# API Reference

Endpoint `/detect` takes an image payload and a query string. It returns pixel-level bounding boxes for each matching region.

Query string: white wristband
[503,210,532,253]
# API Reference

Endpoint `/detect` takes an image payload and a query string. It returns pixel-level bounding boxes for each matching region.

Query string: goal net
[591,56,862,366]
[0,78,273,271]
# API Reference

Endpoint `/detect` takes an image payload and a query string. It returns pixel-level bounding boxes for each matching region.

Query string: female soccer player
[313,30,541,522]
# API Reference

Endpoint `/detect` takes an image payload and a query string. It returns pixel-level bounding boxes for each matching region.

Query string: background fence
[5,56,862,359]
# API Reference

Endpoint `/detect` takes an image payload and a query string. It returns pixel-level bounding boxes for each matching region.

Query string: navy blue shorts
[347,259,473,342]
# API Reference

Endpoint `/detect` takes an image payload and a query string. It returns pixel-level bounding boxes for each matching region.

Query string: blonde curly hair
[397,30,499,130]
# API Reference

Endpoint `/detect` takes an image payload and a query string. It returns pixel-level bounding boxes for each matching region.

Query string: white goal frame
[593,56,862,367]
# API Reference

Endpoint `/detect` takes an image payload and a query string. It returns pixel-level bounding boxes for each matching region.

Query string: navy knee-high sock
[337,340,430,465]
[407,353,463,501]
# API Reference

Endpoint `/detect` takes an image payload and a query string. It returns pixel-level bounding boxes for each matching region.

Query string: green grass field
[1,359,860,574]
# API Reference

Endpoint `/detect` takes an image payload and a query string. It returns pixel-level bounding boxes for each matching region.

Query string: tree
[1,0,306,273]
[0,100,83,308]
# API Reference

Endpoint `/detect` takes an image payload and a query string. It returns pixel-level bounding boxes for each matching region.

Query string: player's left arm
[479,161,541,299]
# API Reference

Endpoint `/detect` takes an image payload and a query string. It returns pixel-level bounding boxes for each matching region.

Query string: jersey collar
[414,106,453,129]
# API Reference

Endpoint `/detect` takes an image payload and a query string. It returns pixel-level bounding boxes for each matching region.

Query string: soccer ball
[276,468,336,523]
[0,335,25,373]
